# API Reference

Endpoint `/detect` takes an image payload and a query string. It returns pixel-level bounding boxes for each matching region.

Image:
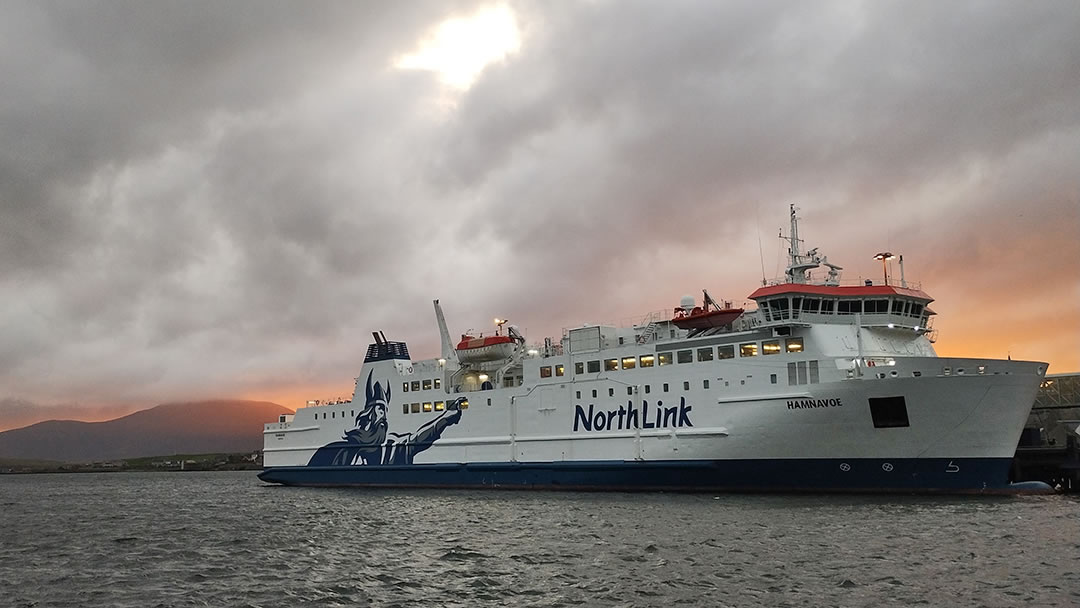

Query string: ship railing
[765,276,923,290]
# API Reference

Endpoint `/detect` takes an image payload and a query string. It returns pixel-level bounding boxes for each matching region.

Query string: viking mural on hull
[307,372,464,466]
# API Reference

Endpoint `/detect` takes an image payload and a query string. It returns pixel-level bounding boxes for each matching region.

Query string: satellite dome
[679,295,695,310]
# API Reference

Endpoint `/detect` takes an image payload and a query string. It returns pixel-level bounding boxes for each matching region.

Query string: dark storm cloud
[1,0,1078,419]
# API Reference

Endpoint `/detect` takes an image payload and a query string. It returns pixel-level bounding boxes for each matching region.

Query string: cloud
[1,0,1078,417]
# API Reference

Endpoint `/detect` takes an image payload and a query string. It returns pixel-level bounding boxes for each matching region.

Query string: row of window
[402,378,442,393]
[401,400,470,414]
[541,338,804,377]
[762,297,926,322]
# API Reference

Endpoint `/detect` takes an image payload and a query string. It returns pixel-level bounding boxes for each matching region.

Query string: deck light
[873,252,895,285]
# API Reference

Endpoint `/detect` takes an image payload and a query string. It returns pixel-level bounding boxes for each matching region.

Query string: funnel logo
[307,371,464,466]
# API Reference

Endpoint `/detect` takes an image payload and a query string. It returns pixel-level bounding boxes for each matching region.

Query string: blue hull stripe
[258,458,1017,493]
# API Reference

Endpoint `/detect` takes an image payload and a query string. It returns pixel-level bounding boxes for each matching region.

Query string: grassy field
[0,452,262,473]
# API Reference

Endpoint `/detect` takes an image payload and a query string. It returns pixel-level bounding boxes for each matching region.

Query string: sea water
[1,471,1077,607]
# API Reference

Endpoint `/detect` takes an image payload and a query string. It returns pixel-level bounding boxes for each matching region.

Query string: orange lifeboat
[455,334,516,363]
[671,306,744,329]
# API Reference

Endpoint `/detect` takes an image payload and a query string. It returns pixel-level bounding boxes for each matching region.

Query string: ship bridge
[748,281,935,335]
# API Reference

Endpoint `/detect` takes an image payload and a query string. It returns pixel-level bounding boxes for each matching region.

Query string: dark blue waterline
[258,457,1025,493]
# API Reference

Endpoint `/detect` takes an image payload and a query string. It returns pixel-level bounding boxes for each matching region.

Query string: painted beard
[347,418,387,446]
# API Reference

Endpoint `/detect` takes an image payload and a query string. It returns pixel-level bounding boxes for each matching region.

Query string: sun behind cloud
[394,3,521,90]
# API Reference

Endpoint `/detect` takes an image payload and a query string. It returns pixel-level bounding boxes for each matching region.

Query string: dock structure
[1012,372,1080,491]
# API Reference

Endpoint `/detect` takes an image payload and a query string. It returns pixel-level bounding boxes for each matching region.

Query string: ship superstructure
[260,207,1047,492]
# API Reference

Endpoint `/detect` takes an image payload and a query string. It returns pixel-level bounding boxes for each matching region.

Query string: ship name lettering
[787,398,843,410]
[573,398,693,432]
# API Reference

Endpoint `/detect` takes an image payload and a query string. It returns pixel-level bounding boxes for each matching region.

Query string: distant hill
[0,400,292,463]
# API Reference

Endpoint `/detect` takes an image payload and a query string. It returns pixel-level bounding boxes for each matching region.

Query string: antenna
[756,207,767,286]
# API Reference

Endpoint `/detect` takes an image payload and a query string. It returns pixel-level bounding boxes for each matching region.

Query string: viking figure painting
[307,372,464,466]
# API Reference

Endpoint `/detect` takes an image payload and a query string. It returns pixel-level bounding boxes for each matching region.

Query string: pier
[1011,372,1080,492]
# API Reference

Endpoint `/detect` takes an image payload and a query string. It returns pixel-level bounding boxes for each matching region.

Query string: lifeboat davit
[455,335,516,363]
[670,306,744,329]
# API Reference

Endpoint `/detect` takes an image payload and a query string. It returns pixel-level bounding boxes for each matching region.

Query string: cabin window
[555,364,565,377]
[663,383,669,392]
[411,381,421,391]
[697,347,714,362]
[762,340,781,355]
[740,343,758,357]
[821,299,834,314]
[605,358,618,371]
[592,389,597,398]
[622,357,636,370]
[402,403,409,414]
[892,299,905,314]
[540,366,552,378]
[433,378,441,389]
[703,379,710,389]
[575,362,585,374]
[460,400,468,410]
[770,374,777,384]
[717,345,735,359]
[869,396,910,428]
[644,385,651,394]
[677,350,693,364]
[640,354,655,367]
[787,362,797,386]
[402,382,409,392]
[618,337,624,345]
[322,413,326,419]
[331,411,335,418]
[785,337,804,353]
[435,401,445,411]
[658,352,672,366]
[797,361,808,385]
[627,387,633,396]
[576,391,581,399]
[422,402,432,412]
[411,403,420,413]
[420,379,430,390]
[587,360,601,373]
[608,388,615,397]
[809,360,820,383]
[683,381,690,390]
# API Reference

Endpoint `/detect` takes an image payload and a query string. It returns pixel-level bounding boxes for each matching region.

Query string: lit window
[575,362,585,374]
[621,357,636,370]
[676,350,693,364]
[697,348,714,362]
[587,360,601,373]
[460,400,468,409]
[640,354,655,367]
[540,366,552,378]
[402,382,410,392]
[433,378,441,389]
[411,403,420,413]
[658,352,672,366]
[411,381,421,391]
[423,379,432,390]
[740,343,758,357]
[422,402,433,412]
[762,340,781,355]
[435,401,445,411]
[402,404,409,414]
[605,359,618,371]
[555,365,565,377]
[785,337,804,353]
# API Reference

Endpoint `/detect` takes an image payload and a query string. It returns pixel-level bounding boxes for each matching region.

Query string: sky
[1,0,1078,430]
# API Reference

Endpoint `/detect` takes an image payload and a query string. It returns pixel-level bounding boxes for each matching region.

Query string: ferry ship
[259,207,1047,493]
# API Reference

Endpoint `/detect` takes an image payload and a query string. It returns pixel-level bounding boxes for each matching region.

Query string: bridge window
[892,299,905,314]
[821,300,834,314]
[785,337,803,353]
[677,350,693,363]
[640,354,655,367]
[555,364,565,376]
[605,358,618,371]
[837,300,862,314]
[540,366,552,378]
[717,345,735,359]
[587,360,601,373]
[740,343,758,357]
[762,340,781,355]
[791,297,802,319]
[909,303,924,317]
[802,298,820,313]
[697,347,714,361]
[658,352,672,366]
[622,357,636,370]
[867,299,889,313]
